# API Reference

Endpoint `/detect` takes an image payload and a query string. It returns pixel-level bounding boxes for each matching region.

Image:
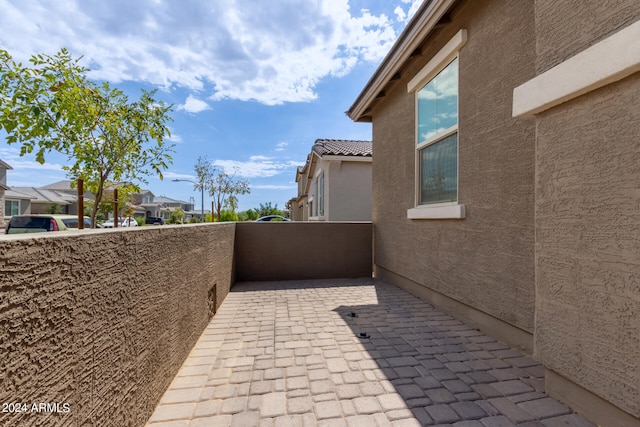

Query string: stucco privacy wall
[371,0,536,339]
[0,224,235,426]
[235,222,372,282]
[531,1,640,420]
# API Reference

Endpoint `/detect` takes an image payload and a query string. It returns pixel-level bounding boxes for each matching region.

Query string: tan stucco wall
[235,222,372,281]
[532,2,640,419]
[0,224,235,426]
[535,1,640,74]
[370,0,536,336]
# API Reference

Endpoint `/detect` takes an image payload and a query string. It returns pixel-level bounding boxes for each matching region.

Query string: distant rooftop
[39,180,75,192]
[153,195,190,205]
[311,139,372,157]
[10,187,76,205]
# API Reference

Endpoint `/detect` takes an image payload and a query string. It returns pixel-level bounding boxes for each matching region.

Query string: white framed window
[417,58,458,205]
[5,200,19,216]
[317,172,325,216]
[407,29,466,220]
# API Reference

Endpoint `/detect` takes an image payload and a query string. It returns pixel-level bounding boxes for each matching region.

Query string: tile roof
[4,188,34,199]
[153,195,190,205]
[311,139,372,157]
[10,187,76,205]
[39,180,75,192]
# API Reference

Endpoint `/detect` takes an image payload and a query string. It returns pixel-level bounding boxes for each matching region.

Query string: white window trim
[408,29,467,220]
[513,19,640,117]
[317,171,325,217]
[408,203,465,220]
[408,29,467,93]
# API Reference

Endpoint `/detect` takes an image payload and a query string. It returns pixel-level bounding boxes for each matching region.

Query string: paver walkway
[146,279,596,427]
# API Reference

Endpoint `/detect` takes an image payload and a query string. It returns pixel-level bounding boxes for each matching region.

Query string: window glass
[420,133,458,204]
[416,57,458,205]
[5,200,19,216]
[318,173,325,216]
[417,58,458,144]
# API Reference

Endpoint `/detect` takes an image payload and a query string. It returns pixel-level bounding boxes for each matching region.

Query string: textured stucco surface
[0,224,235,426]
[370,0,536,333]
[534,60,640,418]
[535,0,640,74]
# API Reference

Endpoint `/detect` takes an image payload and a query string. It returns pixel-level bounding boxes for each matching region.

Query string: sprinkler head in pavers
[358,332,370,339]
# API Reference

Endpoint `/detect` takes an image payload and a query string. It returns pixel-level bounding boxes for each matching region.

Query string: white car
[102,217,139,228]
[121,217,139,227]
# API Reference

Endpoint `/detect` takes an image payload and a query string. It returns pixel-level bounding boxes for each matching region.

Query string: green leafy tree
[256,202,284,217]
[93,183,137,219]
[219,210,239,222]
[237,210,255,221]
[0,48,174,228]
[194,156,250,221]
[45,202,62,214]
[169,207,185,224]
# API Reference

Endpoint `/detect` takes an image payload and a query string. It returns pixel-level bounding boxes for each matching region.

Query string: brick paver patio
[146,279,596,426]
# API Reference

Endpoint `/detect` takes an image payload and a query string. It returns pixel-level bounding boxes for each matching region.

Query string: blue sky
[0,0,421,212]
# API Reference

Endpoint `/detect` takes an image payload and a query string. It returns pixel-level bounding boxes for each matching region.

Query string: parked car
[255,215,292,222]
[60,216,92,229]
[5,214,68,234]
[101,217,139,228]
[100,219,117,228]
[145,216,165,225]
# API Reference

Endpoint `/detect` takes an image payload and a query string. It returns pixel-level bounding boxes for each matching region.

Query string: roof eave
[347,0,457,122]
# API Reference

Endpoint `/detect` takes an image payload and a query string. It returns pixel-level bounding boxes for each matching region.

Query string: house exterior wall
[309,158,372,222]
[370,0,536,343]
[0,188,4,227]
[4,197,31,216]
[0,164,7,227]
[0,224,235,427]
[289,195,307,221]
[327,160,372,221]
[527,1,640,421]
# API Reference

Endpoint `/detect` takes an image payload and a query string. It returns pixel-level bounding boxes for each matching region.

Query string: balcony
[0,223,594,426]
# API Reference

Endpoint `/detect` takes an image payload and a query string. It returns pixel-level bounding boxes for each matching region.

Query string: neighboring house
[291,139,372,221]
[151,195,195,221]
[348,0,640,425]
[10,186,79,215]
[4,188,33,217]
[131,189,161,217]
[37,179,88,214]
[0,160,12,227]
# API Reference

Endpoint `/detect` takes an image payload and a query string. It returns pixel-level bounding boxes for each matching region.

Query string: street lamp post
[173,179,205,223]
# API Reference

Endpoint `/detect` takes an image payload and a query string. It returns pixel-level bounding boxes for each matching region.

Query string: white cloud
[394,0,423,23]
[213,157,302,178]
[0,0,400,105]
[163,171,196,181]
[252,184,296,190]
[394,7,407,22]
[6,159,65,172]
[177,95,211,114]
[166,130,183,143]
[275,142,288,152]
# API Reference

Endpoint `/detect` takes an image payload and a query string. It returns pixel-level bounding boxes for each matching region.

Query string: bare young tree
[194,156,250,221]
